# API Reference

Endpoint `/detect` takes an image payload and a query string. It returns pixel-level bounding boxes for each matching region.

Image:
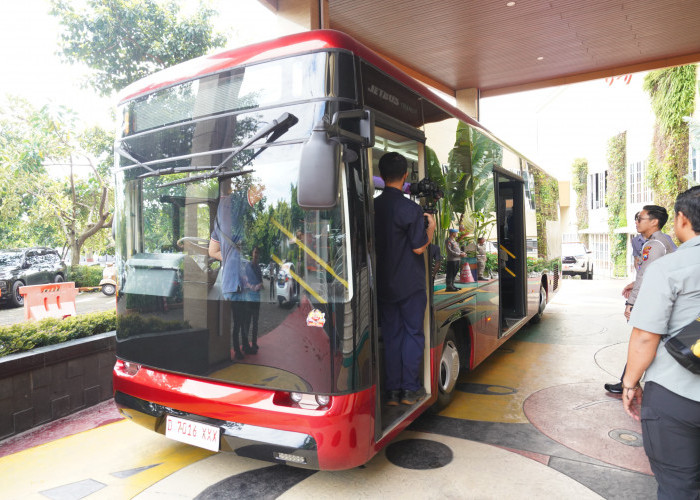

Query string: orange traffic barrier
[19,282,79,321]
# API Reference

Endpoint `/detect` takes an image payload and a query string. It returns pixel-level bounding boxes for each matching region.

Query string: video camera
[409,177,443,215]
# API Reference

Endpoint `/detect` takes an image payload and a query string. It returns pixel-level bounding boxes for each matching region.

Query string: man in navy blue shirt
[374,152,436,406]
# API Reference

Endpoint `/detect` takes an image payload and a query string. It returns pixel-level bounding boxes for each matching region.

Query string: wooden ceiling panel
[327,0,700,96]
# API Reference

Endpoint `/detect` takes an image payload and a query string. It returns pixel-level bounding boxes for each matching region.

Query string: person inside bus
[374,152,436,406]
[242,246,263,355]
[209,181,264,361]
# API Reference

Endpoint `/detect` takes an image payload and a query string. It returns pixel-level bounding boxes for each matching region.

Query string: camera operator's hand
[424,212,436,230]
[424,213,436,242]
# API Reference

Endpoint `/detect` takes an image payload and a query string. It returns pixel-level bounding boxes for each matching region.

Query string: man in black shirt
[374,152,436,406]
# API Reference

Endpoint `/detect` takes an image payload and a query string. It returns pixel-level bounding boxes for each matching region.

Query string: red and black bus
[112,30,561,470]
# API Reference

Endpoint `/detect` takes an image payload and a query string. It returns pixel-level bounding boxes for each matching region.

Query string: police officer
[605,205,675,394]
[374,152,436,406]
[622,186,700,499]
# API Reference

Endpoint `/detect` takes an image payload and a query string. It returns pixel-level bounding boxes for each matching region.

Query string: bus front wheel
[530,284,546,324]
[432,331,460,412]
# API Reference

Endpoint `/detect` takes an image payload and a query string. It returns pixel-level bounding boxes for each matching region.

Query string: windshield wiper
[138,165,217,179]
[115,143,155,173]
[158,112,298,188]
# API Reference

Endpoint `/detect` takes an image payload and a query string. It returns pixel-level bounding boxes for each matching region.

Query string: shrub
[67,265,104,288]
[0,310,116,357]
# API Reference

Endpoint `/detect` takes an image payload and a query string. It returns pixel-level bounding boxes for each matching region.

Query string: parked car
[276,261,299,308]
[0,248,67,307]
[561,242,593,279]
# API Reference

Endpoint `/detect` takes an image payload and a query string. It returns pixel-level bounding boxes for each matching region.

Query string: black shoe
[233,350,245,361]
[604,382,622,394]
[386,390,401,406]
[250,343,259,354]
[400,387,426,405]
[446,286,459,292]
[243,344,255,354]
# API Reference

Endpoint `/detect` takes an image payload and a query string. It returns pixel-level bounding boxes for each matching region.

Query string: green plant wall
[571,158,589,246]
[606,132,627,277]
[643,65,696,217]
[532,166,559,259]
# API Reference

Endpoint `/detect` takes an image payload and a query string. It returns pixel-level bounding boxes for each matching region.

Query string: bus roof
[117,30,480,129]
[116,30,557,179]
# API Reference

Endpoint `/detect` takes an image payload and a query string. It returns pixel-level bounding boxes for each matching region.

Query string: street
[0,291,116,327]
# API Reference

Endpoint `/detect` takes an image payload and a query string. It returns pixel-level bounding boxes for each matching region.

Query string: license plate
[165,415,220,452]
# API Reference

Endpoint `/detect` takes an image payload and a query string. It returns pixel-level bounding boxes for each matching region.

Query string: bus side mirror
[297,127,341,209]
[297,110,373,209]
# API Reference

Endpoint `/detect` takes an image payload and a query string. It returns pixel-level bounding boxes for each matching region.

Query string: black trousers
[446,260,459,287]
[230,300,249,354]
[641,381,700,500]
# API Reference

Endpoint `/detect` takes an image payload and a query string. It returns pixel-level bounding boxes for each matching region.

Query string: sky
[0,0,277,130]
[0,0,656,181]
[480,75,654,180]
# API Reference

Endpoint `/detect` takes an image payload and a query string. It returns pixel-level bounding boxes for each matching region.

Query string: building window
[690,147,699,182]
[628,160,652,203]
[588,171,607,209]
[588,232,610,276]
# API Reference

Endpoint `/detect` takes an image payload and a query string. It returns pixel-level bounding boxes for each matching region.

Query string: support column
[258,0,329,34]
[456,88,480,121]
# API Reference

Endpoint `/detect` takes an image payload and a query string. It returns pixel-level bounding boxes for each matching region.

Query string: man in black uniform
[374,152,436,406]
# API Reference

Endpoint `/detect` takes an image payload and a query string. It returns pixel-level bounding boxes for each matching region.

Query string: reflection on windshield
[115,143,351,394]
[0,253,22,267]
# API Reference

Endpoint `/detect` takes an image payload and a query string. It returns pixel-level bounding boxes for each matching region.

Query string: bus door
[494,168,527,335]
[368,125,432,438]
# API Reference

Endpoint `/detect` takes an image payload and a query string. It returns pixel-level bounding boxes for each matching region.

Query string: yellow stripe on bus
[270,254,327,304]
[504,266,516,277]
[271,219,349,289]
[500,245,516,259]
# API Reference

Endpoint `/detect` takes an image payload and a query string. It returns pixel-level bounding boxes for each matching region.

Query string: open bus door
[368,125,433,440]
[494,168,527,335]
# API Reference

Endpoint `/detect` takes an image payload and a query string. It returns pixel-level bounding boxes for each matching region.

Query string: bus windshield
[114,52,355,395]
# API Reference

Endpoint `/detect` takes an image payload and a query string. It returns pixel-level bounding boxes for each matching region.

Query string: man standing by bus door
[374,152,436,406]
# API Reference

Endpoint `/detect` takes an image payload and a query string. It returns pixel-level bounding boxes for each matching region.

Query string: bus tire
[530,284,546,324]
[431,330,460,412]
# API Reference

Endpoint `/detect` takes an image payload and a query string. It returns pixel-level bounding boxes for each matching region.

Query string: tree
[440,121,500,247]
[0,98,113,265]
[50,0,228,96]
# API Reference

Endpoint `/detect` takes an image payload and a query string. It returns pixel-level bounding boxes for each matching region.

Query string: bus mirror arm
[329,109,375,147]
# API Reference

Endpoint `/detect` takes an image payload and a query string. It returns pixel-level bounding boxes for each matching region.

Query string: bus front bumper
[114,391,319,469]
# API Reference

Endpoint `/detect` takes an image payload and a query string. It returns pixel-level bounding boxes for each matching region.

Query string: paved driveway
[0,291,115,326]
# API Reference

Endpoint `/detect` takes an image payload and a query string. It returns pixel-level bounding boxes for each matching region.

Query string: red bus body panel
[114,345,439,470]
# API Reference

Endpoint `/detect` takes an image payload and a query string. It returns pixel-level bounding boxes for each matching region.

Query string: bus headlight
[285,392,331,409]
[315,395,330,406]
[123,361,142,377]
